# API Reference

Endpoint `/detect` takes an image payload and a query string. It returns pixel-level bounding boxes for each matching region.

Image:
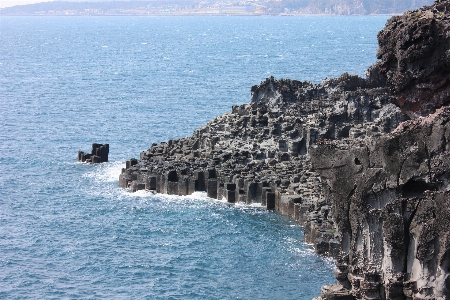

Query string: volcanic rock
[375,0,450,117]
[78,143,109,163]
[119,1,450,299]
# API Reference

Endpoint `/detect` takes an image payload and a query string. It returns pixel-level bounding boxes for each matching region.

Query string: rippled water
[0,16,389,299]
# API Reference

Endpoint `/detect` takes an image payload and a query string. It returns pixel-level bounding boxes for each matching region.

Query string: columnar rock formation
[119,74,406,256]
[119,1,449,299]
[78,143,109,163]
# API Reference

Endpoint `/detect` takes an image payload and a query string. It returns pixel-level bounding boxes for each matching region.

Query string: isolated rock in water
[78,143,109,163]
[376,0,450,117]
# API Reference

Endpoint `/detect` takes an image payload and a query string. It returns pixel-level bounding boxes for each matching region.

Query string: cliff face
[119,1,450,299]
[311,108,450,299]
[310,1,450,299]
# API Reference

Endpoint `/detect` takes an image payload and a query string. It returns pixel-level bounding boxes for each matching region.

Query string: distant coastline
[0,0,434,16]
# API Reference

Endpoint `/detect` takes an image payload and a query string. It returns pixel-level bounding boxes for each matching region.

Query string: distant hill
[0,0,436,16]
[293,0,435,15]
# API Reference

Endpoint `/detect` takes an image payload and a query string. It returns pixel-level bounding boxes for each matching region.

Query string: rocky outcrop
[310,2,450,299]
[119,72,407,260]
[118,1,449,299]
[311,108,450,299]
[78,143,109,163]
[375,0,450,117]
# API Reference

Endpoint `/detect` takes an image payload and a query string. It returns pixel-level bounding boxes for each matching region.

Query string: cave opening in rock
[402,179,437,198]
[168,170,178,182]
[341,126,351,138]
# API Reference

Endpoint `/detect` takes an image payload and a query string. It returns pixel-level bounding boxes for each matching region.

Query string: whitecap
[83,160,124,183]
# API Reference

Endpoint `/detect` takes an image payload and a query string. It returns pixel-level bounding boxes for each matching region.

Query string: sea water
[0,16,389,299]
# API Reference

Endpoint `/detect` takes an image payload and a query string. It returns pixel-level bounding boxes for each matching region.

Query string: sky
[0,0,52,8]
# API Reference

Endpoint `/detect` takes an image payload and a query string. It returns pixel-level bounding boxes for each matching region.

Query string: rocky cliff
[311,106,450,299]
[119,73,406,256]
[311,1,450,299]
[375,0,450,117]
[119,1,450,299]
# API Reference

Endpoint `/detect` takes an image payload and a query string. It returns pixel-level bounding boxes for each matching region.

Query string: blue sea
[0,16,389,299]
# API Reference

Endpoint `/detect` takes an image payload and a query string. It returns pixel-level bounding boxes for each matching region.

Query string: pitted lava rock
[376,0,450,117]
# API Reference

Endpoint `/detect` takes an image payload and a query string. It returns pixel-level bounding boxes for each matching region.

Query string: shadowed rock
[78,143,109,163]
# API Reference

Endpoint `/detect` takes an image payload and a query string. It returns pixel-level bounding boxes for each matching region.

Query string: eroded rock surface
[375,0,450,117]
[311,108,450,299]
[119,74,406,258]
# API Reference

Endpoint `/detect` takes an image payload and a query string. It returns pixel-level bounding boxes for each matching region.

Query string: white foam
[130,189,156,198]
[187,191,208,198]
[83,161,124,183]
[249,202,264,208]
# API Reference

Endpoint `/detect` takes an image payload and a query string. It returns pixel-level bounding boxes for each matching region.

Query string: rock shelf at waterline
[118,1,450,299]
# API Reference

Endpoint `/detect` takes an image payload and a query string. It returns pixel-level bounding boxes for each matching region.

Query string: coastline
[0,0,431,17]
[118,1,450,299]
[0,11,406,17]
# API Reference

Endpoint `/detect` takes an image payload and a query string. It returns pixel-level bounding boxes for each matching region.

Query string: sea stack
[78,143,109,163]
[119,1,450,299]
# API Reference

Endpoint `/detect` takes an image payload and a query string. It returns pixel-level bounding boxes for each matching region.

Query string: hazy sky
[0,0,50,9]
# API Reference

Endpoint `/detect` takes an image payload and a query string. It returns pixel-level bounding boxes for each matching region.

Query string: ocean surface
[0,16,389,299]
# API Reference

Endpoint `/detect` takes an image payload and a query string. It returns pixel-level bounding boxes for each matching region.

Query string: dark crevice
[168,170,178,182]
[341,126,351,138]
[348,184,357,200]
[425,145,432,182]
[397,158,406,186]
[402,179,437,198]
